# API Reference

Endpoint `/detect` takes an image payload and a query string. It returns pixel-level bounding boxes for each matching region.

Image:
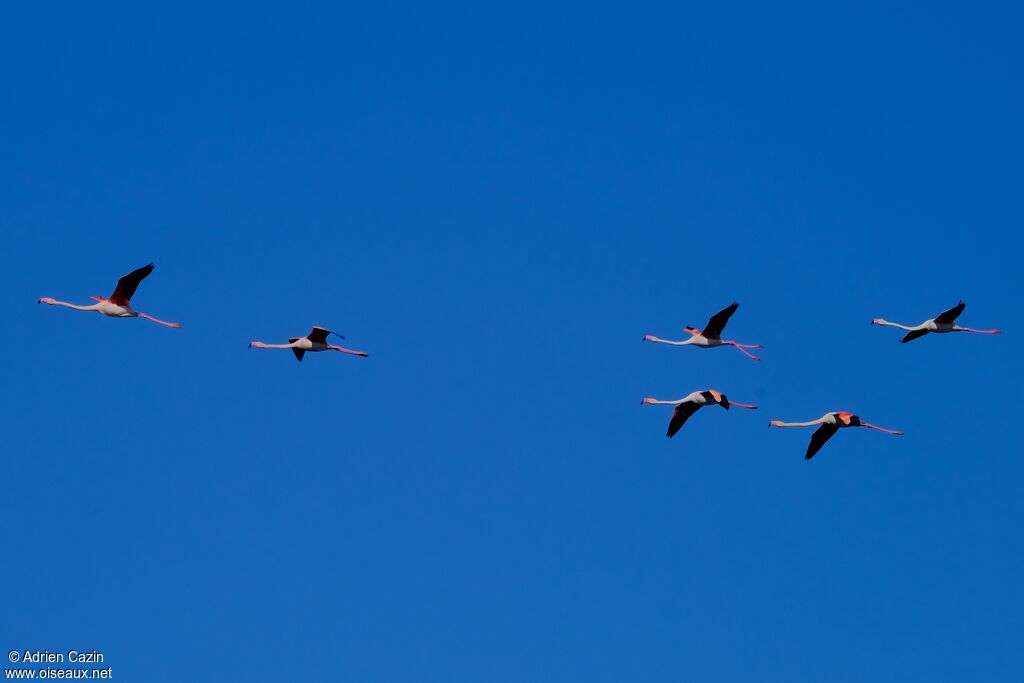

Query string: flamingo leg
[729,401,758,409]
[725,341,760,361]
[955,327,1001,335]
[330,345,369,357]
[860,422,904,435]
[137,312,182,329]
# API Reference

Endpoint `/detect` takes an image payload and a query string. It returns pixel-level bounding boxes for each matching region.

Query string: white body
[96,300,135,318]
[684,335,721,348]
[291,338,332,353]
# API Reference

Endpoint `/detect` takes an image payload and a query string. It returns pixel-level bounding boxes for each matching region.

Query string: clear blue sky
[2,2,1022,681]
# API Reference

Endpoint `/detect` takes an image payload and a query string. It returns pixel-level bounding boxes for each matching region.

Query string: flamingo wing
[900,328,930,343]
[934,300,966,325]
[667,401,702,438]
[805,423,839,460]
[288,338,305,362]
[109,263,154,305]
[307,327,331,344]
[701,302,738,340]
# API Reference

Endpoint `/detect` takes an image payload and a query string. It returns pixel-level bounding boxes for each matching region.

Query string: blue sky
[2,2,1022,681]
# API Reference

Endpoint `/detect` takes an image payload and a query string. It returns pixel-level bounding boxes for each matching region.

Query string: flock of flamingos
[39,263,1002,460]
[640,298,1001,459]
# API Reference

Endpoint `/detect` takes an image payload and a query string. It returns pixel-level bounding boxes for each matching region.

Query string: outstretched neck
[249,341,298,349]
[642,398,684,406]
[43,299,99,312]
[770,417,827,428]
[644,336,695,346]
[872,319,916,332]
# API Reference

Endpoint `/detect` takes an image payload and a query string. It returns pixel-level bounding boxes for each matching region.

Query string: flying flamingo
[643,302,763,360]
[249,326,368,361]
[769,412,903,460]
[871,301,1001,343]
[641,390,758,438]
[38,263,181,328]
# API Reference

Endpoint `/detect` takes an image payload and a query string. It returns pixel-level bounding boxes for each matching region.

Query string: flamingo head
[642,335,655,342]
[769,420,784,427]
[249,341,266,348]
[38,297,55,304]
[871,318,886,325]
[641,398,656,405]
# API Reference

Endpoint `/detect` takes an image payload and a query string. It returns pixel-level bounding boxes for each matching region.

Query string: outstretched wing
[900,329,930,344]
[109,263,154,305]
[702,302,738,340]
[667,401,702,438]
[934,300,966,325]
[288,338,305,362]
[307,327,331,344]
[805,423,839,460]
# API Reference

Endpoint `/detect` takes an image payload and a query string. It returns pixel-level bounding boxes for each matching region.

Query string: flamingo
[769,412,903,460]
[643,302,763,360]
[249,326,368,361]
[641,390,758,438]
[38,263,181,328]
[871,301,1001,343]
